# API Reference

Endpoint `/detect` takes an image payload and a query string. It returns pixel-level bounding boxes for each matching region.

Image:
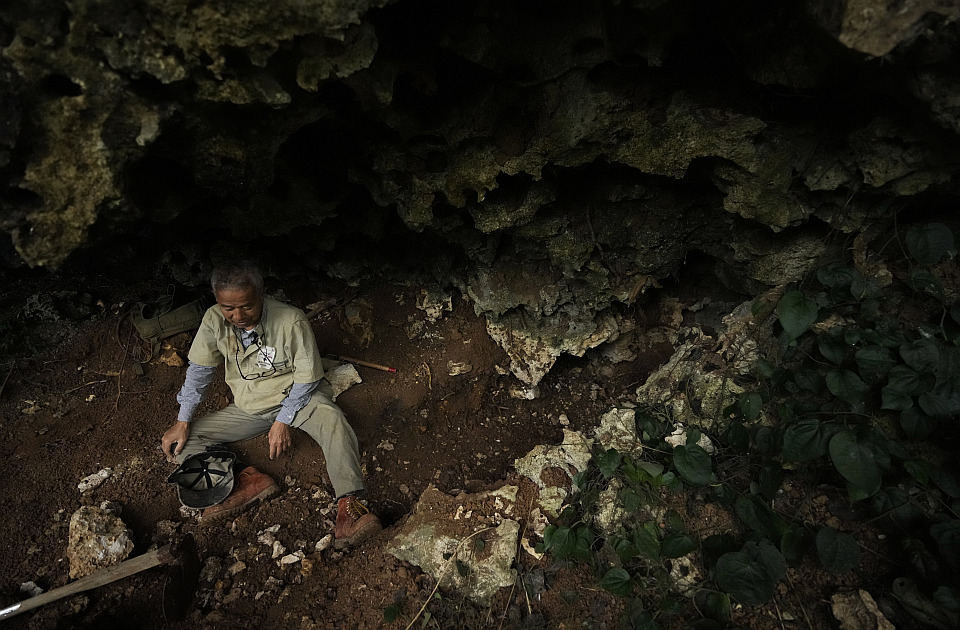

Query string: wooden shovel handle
[0,544,173,620]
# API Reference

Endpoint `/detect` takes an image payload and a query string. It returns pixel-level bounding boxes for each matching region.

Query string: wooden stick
[0,545,174,620]
[326,354,397,373]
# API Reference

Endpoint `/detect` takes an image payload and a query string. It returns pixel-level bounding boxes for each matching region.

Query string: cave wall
[2,0,959,388]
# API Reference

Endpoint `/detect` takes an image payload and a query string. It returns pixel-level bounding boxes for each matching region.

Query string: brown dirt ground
[0,271,889,630]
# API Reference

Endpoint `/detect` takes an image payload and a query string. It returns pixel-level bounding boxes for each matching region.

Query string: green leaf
[738,392,762,421]
[716,541,786,606]
[662,534,696,558]
[818,333,848,365]
[735,495,791,539]
[816,526,860,572]
[900,407,938,440]
[599,567,633,596]
[543,525,594,562]
[900,339,940,373]
[872,487,923,531]
[673,444,713,486]
[632,522,662,560]
[931,520,960,575]
[622,487,643,512]
[880,387,913,410]
[919,371,960,419]
[779,291,819,341]
[759,461,783,500]
[715,552,775,606]
[782,418,829,462]
[780,527,813,565]
[931,467,960,499]
[637,461,665,478]
[850,275,880,300]
[905,222,956,264]
[919,390,959,419]
[753,359,775,379]
[826,369,870,406]
[885,365,930,396]
[596,448,621,479]
[793,368,825,393]
[614,537,637,564]
[903,459,930,484]
[828,429,888,501]
[817,263,857,289]
[698,591,732,623]
[855,346,898,377]
[908,269,946,302]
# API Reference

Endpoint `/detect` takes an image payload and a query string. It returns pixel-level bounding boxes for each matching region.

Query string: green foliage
[543,524,594,563]
[815,526,860,572]
[905,223,956,264]
[715,540,786,605]
[778,290,818,341]
[672,444,714,485]
[538,223,960,626]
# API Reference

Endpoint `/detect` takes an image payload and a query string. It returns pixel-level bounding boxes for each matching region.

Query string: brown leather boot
[334,495,382,549]
[201,467,279,526]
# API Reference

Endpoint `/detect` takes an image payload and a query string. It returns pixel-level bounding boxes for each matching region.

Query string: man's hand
[161,421,191,463]
[269,421,292,460]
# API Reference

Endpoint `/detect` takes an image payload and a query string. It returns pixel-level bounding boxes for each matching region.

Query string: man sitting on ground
[161,261,381,548]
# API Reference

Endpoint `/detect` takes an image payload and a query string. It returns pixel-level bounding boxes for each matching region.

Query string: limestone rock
[807,0,960,57]
[386,485,520,605]
[594,408,643,457]
[514,428,593,518]
[831,589,895,630]
[66,505,135,579]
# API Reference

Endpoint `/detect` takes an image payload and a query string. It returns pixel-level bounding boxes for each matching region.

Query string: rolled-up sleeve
[275,380,320,424]
[176,362,217,423]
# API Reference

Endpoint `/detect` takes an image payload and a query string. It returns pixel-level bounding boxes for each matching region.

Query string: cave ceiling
[1,0,959,388]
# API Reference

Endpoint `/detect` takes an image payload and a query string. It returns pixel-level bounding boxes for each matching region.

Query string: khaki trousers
[176,390,365,498]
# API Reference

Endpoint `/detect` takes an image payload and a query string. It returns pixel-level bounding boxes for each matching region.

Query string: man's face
[215,286,263,331]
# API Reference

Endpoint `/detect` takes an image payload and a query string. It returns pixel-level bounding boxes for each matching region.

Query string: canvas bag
[130,286,207,362]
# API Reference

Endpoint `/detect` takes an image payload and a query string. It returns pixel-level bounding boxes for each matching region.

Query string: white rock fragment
[416,289,453,322]
[664,424,716,454]
[225,561,246,577]
[315,535,333,552]
[271,540,286,559]
[509,385,538,399]
[258,531,276,546]
[279,551,304,565]
[78,468,112,494]
[447,361,472,376]
[377,439,395,451]
[20,581,43,597]
[327,364,362,401]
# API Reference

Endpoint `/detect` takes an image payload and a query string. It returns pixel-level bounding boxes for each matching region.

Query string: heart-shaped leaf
[905,223,956,264]
[829,429,888,501]
[779,291,818,341]
[673,444,713,486]
[826,369,870,406]
[816,526,860,572]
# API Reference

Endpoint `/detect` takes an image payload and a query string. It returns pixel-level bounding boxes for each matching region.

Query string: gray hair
[210,261,264,295]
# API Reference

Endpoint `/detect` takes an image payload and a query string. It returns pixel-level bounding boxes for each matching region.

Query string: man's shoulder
[264,297,307,321]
